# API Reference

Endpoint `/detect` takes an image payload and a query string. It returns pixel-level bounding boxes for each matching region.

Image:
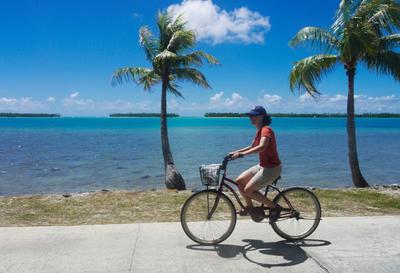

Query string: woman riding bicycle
[229,105,282,223]
[181,112,321,244]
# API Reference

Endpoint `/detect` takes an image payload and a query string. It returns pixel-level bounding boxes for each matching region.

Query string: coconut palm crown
[112,11,218,190]
[289,0,400,187]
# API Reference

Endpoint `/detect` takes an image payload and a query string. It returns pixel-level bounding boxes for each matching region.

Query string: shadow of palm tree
[187,239,331,268]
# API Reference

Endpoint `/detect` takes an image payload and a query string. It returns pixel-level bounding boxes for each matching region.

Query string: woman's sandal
[269,204,282,224]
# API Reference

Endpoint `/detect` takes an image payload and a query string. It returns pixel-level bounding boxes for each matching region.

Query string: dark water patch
[140,175,151,179]
[132,157,145,161]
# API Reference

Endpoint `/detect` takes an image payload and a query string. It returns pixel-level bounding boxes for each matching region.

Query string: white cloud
[329,94,347,102]
[70,92,79,98]
[0,92,399,116]
[62,92,94,110]
[291,93,400,113]
[167,0,270,44]
[201,92,400,114]
[131,12,142,18]
[261,94,282,104]
[299,93,314,103]
[356,94,400,112]
[209,91,224,104]
[46,96,56,102]
[205,92,400,114]
[0,97,44,112]
[209,92,246,108]
[366,94,398,102]
[224,92,243,106]
[102,100,157,113]
[0,97,17,106]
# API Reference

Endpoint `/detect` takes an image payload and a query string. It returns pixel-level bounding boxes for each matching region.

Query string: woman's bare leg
[235,171,254,207]
[244,182,276,208]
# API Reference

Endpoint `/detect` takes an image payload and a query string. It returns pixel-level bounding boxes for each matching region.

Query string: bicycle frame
[206,156,297,220]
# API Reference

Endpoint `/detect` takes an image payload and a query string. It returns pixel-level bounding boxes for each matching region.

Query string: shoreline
[1,184,398,198]
[2,116,400,119]
[0,186,399,227]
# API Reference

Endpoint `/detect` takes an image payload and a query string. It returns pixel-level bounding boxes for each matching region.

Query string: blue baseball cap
[246,105,267,116]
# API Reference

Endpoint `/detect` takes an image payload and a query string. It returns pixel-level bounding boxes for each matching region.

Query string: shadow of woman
[187,239,331,268]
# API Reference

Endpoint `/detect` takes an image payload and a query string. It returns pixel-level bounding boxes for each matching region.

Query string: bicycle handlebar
[221,155,231,169]
[221,153,243,170]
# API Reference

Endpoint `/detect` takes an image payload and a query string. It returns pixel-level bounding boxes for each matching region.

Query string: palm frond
[367,0,400,33]
[154,50,179,71]
[168,14,187,33]
[172,68,211,89]
[157,11,173,51]
[332,0,359,34]
[112,67,153,86]
[290,27,339,52]
[177,51,220,66]
[155,49,177,60]
[138,70,161,90]
[167,81,183,97]
[166,30,196,52]
[379,33,400,50]
[364,50,400,81]
[289,54,339,95]
[341,19,380,61]
[139,26,159,61]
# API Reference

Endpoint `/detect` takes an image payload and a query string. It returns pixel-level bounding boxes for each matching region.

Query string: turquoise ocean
[1,117,399,196]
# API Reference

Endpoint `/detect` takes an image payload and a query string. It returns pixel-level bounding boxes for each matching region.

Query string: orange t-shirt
[253,126,281,168]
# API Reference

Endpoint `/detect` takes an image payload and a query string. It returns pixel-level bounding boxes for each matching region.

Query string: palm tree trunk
[346,67,369,187]
[160,78,186,190]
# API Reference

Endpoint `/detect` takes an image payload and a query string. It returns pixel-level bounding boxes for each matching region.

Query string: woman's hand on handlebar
[230,152,243,160]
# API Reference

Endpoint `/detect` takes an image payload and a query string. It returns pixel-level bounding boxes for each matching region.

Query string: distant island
[110,113,180,117]
[0,113,61,117]
[204,112,400,118]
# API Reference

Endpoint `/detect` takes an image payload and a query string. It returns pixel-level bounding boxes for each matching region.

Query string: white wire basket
[199,164,222,186]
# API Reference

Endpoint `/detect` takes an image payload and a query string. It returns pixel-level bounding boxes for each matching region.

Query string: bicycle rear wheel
[271,187,321,240]
[180,190,236,245]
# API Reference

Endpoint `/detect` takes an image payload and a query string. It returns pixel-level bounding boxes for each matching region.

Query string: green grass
[315,189,400,216]
[0,188,398,227]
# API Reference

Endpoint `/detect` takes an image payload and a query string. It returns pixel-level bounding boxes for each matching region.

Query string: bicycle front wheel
[271,187,321,241]
[180,190,237,245]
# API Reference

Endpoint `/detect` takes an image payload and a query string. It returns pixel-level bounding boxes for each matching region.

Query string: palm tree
[289,0,400,187]
[112,12,218,190]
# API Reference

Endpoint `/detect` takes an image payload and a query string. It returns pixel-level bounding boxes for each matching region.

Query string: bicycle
[180,155,322,245]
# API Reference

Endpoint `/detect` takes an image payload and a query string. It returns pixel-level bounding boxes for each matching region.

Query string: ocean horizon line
[2,113,400,118]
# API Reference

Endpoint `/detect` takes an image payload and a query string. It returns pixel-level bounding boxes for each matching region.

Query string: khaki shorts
[243,164,282,190]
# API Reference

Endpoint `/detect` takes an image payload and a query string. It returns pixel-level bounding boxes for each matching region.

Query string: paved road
[0,216,399,273]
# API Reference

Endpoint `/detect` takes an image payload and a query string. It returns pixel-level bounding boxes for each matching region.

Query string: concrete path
[0,216,399,273]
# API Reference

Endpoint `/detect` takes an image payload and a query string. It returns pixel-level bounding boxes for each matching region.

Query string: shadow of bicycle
[187,239,331,268]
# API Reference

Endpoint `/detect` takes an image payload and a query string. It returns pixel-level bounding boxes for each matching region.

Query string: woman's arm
[230,145,252,154]
[230,138,256,154]
[232,137,269,159]
[242,136,269,155]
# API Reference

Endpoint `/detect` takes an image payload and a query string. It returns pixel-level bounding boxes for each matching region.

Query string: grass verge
[0,188,399,226]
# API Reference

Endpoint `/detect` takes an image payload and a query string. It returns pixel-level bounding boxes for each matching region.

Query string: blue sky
[0,0,399,116]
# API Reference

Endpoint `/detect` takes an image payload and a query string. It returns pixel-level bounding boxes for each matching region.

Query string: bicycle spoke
[271,188,321,240]
[181,191,236,245]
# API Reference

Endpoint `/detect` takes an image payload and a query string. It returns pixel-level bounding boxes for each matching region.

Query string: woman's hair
[262,114,272,126]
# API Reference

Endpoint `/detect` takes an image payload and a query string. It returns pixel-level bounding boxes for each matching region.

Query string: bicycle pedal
[237,210,248,216]
[250,214,264,223]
